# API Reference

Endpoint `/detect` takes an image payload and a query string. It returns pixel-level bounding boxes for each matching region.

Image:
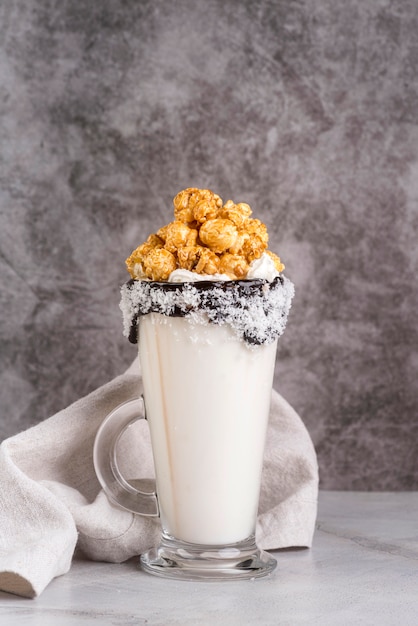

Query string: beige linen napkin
[0,359,318,598]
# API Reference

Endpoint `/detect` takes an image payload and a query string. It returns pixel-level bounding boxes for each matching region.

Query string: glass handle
[93,397,159,517]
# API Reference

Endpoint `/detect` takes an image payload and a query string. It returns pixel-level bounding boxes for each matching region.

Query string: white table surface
[1,491,417,625]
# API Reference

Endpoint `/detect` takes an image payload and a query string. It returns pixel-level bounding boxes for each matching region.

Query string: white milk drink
[139,312,278,545]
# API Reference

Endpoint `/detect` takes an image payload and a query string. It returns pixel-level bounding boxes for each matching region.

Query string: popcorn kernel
[193,198,221,223]
[143,248,177,281]
[199,219,238,254]
[163,221,198,253]
[125,236,164,278]
[219,253,249,279]
[220,201,252,228]
[178,245,220,275]
[242,234,268,263]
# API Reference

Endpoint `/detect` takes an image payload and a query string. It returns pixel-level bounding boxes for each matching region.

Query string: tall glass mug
[94,278,290,580]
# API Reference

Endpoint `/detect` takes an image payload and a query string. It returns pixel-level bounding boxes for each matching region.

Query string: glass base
[139,534,277,581]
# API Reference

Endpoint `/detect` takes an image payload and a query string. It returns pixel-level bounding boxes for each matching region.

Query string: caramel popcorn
[125,187,285,281]
[163,221,198,253]
[173,187,222,224]
[220,201,252,228]
[242,234,268,263]
[142,248,177,281]
[239,218,269,262]
[126,234,164,278]
[199,219,238,254]
[219,253,249,279]
[178,245,220,275]
[243,218,268,244]
[228,231,250,255]
[193,198,221,223]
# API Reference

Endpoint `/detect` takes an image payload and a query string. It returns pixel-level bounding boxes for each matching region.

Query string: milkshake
[100,187,294,579]
[139,306,277,545]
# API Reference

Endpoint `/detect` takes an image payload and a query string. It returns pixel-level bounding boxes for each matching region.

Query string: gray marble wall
[1,0,417,490]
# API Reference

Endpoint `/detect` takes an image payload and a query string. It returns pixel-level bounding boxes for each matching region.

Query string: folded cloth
[0,359,318,598]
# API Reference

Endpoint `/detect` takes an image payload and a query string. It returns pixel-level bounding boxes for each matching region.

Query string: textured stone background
[1,0,417,489]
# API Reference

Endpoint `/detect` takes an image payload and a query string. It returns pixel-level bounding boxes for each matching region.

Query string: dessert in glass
[94,187,294,580]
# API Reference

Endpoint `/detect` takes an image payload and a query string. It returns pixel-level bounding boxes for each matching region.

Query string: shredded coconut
[120,276,295,347]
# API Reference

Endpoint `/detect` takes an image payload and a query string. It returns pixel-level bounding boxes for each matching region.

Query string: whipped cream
[167,252,279,283]
[246,253,280,281]
[168,269,231,282]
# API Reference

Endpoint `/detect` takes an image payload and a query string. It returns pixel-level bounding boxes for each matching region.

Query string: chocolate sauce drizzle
[120,275,294,347]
